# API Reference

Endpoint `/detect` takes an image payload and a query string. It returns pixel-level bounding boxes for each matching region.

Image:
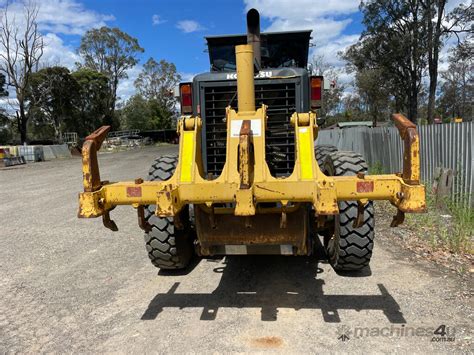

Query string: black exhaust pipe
[246,8,261,71]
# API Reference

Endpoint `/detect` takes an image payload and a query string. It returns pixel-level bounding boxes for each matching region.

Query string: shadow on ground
[142,256,405,323]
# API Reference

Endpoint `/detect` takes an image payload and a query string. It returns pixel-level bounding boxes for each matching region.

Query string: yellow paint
[235,44,255,113]
[298,127,313,180]
[180,131,194,182]
[78,41,426,226]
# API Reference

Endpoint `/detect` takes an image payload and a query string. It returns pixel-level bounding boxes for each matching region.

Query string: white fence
[316,122,473,205]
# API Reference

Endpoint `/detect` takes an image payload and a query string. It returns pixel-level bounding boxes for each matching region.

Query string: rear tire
[315,145,337,168]
[323,151,374,271]
[144,155,195,270]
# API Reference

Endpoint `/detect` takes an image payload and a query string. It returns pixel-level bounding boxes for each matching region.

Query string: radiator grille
[203,82,296,176]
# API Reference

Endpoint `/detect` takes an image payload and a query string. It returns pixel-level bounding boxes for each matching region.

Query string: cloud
[245,0,359,19]
[445,0,471,12]
[41,33,82,68]
[313,34,360,67]
[179,72,195,83]
[0,0,115,112]
[176,20,205,33]
[244,0,360,59]
[266,17,353,44]
[0,0,113,68]
[116,65,142,104]
[152,14,165,26]
[2,0,115,35]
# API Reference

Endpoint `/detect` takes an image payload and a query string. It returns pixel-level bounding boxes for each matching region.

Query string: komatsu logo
[226,71,273,80]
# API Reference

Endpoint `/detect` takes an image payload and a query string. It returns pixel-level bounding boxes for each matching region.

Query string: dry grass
[405,189,473,255]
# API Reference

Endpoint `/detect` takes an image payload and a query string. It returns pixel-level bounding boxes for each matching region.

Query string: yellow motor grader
[78,9,425,272]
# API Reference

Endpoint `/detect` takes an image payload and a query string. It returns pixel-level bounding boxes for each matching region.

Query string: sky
[0,0,469,104]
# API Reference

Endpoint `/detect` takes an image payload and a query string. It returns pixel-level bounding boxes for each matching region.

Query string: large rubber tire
[144,155,195,270]
[323,151,375,271]
[315,145,338,168]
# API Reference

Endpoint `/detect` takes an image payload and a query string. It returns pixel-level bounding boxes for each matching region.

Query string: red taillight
[180,83,193,114]
[310,76,323,109]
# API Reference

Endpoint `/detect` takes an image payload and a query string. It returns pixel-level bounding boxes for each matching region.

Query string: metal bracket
[390,209,405,227]
[137,206,151,233]
[238,120,252,189]
[102,211,118,231]
[82,126,111,192]
[353,200,367,228]
[392,114,420,185]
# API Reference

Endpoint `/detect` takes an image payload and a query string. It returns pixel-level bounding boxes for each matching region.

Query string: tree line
[316,0,472,126]
[0,2,180,144]
[0,1,472,143]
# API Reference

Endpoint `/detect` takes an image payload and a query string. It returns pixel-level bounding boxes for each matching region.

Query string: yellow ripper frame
[78,45,426,231]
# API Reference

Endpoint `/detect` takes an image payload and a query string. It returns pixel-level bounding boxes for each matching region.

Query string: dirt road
[0,147,472,353]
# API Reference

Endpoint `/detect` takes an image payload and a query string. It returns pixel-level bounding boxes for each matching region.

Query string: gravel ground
[0,146,472,353]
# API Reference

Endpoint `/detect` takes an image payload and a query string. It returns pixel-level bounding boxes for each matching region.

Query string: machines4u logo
[336,324,456,342]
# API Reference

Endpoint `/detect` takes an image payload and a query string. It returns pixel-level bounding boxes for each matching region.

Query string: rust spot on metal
[137,206,151,232]
[195,206,308,254]
[356,181,374,193]
[81,126,111,193]
[126,186,142,197]
[390,209,405,227]
[255,185,285,195]
[102,212,118,231]
[353,201,366,228]
[392,114,420,185]
[392,113,416,139]
[239,120,253,189]
[85,126,111,148]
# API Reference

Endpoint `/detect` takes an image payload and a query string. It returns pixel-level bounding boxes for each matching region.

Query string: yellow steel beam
[78,175,425,217]
[77,37,425,230]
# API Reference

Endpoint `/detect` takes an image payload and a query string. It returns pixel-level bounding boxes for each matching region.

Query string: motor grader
[78,9,425,272]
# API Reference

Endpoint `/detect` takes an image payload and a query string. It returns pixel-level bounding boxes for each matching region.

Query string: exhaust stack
[246,8,261,71]
[235,45,255,113]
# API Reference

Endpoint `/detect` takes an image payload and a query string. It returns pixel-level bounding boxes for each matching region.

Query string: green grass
[406,187,473,254]
[369,161,384,175]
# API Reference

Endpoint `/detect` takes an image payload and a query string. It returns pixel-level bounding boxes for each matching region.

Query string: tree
[0,72,10,144]
[348,0,428,122]
[340,93,365,121]
[78,27,144,125]
[119,94,152,130]
[134,58,181,111]
[438,42,473,121]
[310,55,345,118]
[119,94,173,131]
[0,72,8,96]
[0,1,44,143]
[354,68,391,126]
[421,1,473,124]
[71,68,110,136]
[27,67,79,139]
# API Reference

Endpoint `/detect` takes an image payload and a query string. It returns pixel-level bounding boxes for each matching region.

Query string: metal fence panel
[316,122,474,205]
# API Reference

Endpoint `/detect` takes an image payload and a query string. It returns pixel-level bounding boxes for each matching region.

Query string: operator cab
[206,31,312,72]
